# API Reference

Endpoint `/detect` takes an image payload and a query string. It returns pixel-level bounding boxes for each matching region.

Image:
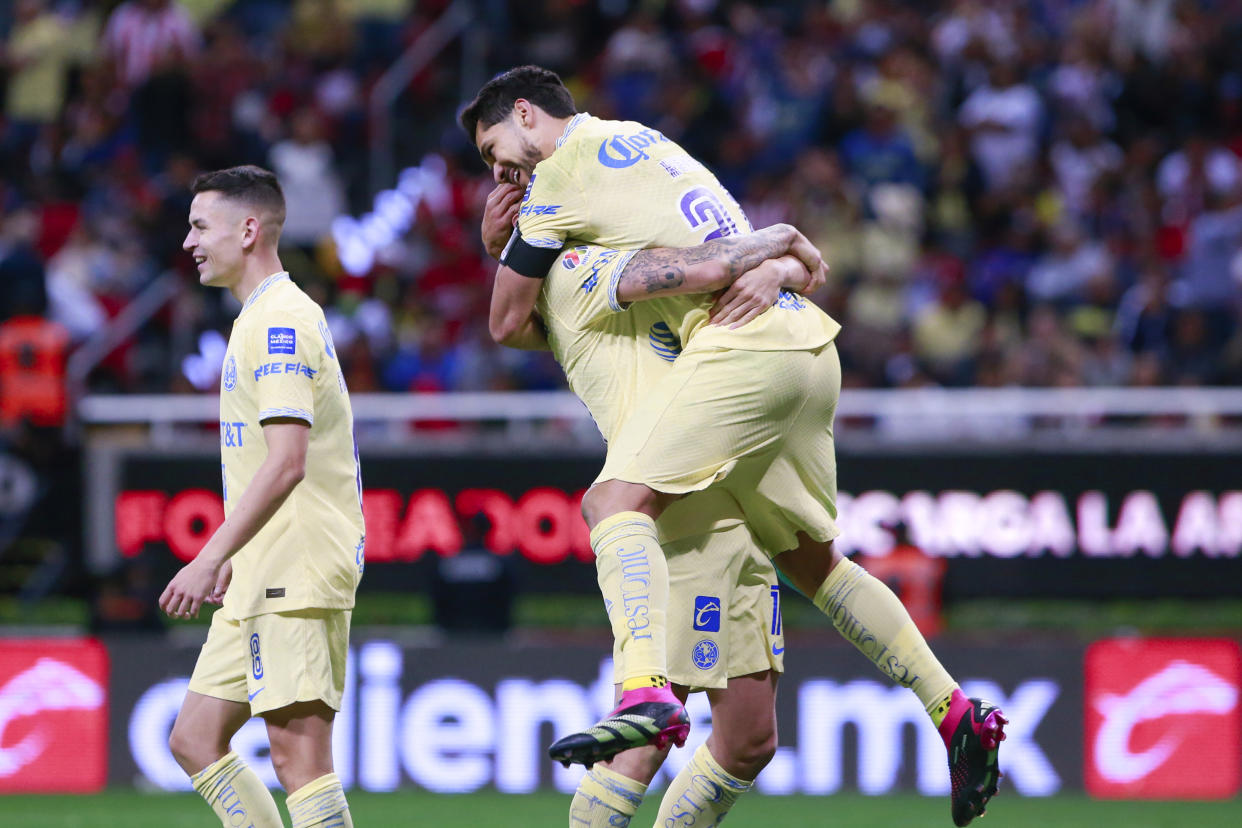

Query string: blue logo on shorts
[693,595,721,632]
[692,639,719,670]
[249,633,264,679]
[267,327,296,354]
[222,354,237,391]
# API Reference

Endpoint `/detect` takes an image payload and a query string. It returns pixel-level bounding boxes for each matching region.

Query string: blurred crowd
[2,0,1242,401]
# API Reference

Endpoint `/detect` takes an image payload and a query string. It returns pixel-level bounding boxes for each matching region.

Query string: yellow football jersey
[537,245,742,540]
[510,114,840,354]
[218,272,364,620]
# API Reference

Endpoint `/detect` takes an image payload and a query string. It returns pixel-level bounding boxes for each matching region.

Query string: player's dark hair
[459,65,577,144]
[192,165,286,228]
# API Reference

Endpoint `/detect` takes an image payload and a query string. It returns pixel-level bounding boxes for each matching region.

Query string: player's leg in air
[571,342,1007,825]
[774,537,1006,826]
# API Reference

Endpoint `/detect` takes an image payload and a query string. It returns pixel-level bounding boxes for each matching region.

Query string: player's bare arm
[489,262,552,349]
[159,420,309,618]
[614,223,825,304]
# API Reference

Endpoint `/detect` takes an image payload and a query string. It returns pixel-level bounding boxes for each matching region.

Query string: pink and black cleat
[939,690,1008,826]
[548,686,690,769]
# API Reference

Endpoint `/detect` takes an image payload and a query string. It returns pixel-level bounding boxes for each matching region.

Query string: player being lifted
[463,67,1006,826]
[485,174,825,825]
[159,166,364,828]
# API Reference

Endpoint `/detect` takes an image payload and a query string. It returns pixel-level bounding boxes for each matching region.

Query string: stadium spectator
[0,0,1236,395]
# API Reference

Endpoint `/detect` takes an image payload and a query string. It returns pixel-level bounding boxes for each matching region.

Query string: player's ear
[240,215,261,250]
[514,98,533,129]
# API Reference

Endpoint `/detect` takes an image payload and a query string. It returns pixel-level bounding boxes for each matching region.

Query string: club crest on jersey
[222,354,237,391]
[692,639,719,670]
[693,595,721,632]
[268,327,296,355]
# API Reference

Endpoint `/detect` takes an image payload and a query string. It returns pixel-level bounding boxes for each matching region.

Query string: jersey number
[679,187,739,241]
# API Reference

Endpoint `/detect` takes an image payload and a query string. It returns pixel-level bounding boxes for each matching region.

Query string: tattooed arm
[614,224,824,304]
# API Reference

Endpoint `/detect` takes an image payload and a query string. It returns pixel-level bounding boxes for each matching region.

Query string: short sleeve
[515,158,586,251]
[550,245,638,326]
[248,315,320,425]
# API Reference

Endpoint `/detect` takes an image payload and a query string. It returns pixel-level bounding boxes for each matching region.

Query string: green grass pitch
[3,791,1240,827]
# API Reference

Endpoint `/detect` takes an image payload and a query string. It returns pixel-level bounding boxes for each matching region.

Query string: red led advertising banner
[0,638,109,793]
[1085,638,1241,799]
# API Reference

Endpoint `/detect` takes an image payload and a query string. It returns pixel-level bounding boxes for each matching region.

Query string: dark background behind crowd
[2,0,1242,401]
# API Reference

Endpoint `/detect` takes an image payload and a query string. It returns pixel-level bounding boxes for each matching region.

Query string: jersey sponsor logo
[0,639,108,792]
[267,327,296,355]
[596,128,669,168]
[318,320,336,359]
[648,322,681,362]
[254,361,316,381]
[222,354,237,391]
[579,249,621,293]
[561,247,585,270]
[519,203,560,217]
[1085,638,1241,798]
[693,595,721,632]
[692,639,719,670]
[776,290,807,310]
[679,187,739,241]
[220,421,245,448]
[249,633,264,679]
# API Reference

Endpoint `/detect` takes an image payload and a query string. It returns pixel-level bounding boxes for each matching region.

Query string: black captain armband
[500,227,563,278]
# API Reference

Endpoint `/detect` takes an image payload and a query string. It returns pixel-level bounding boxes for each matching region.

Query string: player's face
[184,191,246,289]
[475,114,544,189]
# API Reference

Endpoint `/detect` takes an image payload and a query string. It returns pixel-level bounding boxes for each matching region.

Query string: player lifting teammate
[463,66,1006,826]
[160,166,364,828]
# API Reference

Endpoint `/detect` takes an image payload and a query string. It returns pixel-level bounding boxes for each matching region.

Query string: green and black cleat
[549,695,690,769]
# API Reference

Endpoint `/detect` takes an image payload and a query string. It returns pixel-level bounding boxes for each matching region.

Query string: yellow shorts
[188,608,351,716]
[612,519,784,691]
[597,342,842,557]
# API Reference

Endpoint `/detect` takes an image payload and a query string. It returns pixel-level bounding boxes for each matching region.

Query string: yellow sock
[190,751,283,828]
[569,764,647,827]
[813,557,959,719]
[655,743,752,825]
[592,511,669,684]
[620,675,668,692]
[286,772,352,828]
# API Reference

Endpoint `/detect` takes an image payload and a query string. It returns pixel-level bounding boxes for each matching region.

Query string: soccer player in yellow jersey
[159,166,363,828]
[463,67,1007,827]
[482,187,822,826]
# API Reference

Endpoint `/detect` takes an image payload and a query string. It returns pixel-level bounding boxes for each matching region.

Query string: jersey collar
[240,271,290,316]
[556,113,590,149]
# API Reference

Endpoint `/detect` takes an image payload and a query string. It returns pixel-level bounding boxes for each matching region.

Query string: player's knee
[168,722,212,774]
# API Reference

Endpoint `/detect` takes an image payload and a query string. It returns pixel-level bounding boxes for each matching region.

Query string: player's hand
[784,226,824,277]
[206,560,232,605]
[710,261,783,328]
[799,259,829,296]
[482,183,523,260]
[159,555,223,619]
